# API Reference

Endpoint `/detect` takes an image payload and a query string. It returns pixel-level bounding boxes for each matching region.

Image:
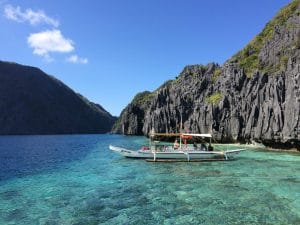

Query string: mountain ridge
[0,60,116,134]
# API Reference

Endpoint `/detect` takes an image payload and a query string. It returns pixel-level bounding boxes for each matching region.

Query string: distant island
[0,60,116,134]
[113,0,300,150]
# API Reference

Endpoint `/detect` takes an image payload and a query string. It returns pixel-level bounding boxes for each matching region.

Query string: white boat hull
[109,145,244,160]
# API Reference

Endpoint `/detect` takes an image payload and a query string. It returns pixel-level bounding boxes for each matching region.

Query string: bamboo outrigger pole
[179,106,183,150]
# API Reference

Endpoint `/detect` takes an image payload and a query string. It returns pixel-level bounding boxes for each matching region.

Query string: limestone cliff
[112,0,300,149]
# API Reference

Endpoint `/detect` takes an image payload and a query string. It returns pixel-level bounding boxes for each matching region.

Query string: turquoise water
[0,135,299,225]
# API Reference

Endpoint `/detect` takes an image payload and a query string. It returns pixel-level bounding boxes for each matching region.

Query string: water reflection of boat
[109,133,245,162]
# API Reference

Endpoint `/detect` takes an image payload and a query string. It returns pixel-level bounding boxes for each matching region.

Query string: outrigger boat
[109,133,245,162]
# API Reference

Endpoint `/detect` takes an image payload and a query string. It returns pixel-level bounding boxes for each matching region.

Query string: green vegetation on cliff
[233,0,299,77]
[212,68,222,82]
[132,91,155,105]
[205,92,222,105]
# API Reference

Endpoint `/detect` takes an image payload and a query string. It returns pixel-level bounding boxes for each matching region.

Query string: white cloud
[4,4,59,27]
[4,4,87,64]
[27,29,74,58]
[66,55,88,64]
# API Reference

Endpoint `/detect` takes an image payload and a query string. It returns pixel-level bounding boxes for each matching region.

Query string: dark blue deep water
[0,134,299,225]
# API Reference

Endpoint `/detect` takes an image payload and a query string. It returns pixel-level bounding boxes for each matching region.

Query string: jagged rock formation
[0,61,116,134]
[113,0,300,149]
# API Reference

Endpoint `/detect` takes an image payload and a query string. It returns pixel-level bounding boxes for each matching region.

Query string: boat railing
[149,144,207,152]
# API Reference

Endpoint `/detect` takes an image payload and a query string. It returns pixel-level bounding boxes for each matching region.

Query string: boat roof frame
[150,133,212,138]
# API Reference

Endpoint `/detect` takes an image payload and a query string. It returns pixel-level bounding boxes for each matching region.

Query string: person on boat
[173,139,180,149]
[183,138,187,149]
[208,143,214,151]
[193,142,198,150]
[201,143,207,151]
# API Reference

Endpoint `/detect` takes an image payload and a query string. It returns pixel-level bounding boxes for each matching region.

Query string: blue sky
[0,0,292,116]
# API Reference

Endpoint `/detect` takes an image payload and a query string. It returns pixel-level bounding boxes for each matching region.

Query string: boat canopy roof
[182,133,212,138]
[150,133,212,138]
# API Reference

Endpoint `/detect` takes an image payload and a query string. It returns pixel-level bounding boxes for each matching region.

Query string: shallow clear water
[0,134,299,225]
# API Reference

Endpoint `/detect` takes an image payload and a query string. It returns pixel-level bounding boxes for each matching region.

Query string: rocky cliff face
[0,61,116,134]
[113,0,300,149]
